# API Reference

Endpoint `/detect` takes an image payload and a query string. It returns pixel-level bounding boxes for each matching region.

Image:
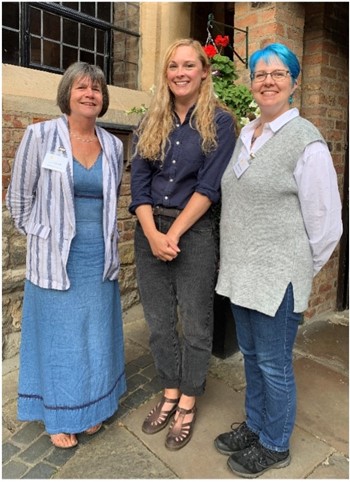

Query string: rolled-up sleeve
[195,111,236,203]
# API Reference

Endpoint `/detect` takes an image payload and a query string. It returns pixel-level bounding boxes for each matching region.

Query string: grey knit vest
[216,116,325,316]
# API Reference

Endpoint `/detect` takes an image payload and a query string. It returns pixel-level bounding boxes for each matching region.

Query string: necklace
[251,134,258,147]
[250,123,262,147]
[69,130,97,143]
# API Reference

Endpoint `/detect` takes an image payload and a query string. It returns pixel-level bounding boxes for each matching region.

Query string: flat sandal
[142,395,180,434]
[50,433,78,449]
[165,404,197,450]
[84,423,102,436]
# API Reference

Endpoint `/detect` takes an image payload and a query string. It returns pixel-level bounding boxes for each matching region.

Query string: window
[2,2,20,64]
[98,124,134,169]
[2,2,140,89]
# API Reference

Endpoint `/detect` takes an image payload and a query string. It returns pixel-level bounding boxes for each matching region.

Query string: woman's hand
[135,204,180,262]
[148,231,180,261]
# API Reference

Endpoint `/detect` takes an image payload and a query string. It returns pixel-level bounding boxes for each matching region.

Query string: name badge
[42,151,68,172]
[233,157,250,179]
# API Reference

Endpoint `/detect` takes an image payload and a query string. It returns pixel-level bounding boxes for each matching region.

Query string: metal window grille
[2,1,140,88]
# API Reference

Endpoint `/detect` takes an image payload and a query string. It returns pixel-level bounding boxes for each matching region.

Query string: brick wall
[301,2,348,318]
[2,112,139,359]
[234,2,305,84]
[233,2,348,319]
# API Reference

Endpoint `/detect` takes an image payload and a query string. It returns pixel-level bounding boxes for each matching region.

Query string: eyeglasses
[250,70,290,82]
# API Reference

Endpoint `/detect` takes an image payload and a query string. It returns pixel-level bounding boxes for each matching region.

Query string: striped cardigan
[6,115,124,290]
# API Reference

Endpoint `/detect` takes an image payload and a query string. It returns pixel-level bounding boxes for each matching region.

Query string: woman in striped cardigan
[6,62,126,449]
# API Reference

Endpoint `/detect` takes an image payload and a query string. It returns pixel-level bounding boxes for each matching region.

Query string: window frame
[5,2,140,85]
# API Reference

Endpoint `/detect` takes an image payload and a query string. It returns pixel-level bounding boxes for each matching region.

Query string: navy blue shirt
[129,106,236,214]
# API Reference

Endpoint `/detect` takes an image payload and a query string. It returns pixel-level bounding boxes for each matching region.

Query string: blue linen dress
[17,153,126,434]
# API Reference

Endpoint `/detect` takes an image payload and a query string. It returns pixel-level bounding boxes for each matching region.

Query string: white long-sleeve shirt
[240,108,343,275]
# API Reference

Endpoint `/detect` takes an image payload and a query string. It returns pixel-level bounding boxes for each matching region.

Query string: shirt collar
[173,104,196,124]
[242,107,299,136]
[268,108,299,133]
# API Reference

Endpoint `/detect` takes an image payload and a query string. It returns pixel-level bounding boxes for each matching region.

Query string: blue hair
[249,43,300,85]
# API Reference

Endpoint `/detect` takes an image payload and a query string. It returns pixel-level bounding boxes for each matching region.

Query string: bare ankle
[164,388,181,399]
[178,394,196,410]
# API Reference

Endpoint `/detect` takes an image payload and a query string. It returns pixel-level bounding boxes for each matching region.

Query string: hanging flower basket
[203,34,259,127]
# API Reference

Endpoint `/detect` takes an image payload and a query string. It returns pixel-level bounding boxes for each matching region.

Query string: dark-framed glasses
[250,70,290,82]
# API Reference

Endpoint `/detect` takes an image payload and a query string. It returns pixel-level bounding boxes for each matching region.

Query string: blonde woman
[130,39,236,450]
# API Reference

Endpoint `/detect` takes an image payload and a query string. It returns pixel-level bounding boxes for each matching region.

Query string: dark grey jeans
[134,212,217,396]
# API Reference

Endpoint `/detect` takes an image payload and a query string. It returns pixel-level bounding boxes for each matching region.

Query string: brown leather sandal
[142,395,180,434]
[165,404,197,450]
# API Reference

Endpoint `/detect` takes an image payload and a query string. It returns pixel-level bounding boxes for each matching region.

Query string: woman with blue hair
[214,43,342,477]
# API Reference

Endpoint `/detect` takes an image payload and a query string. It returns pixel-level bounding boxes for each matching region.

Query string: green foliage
[210,54,257,125]
[211,54,238,80]
[125,104,148,115]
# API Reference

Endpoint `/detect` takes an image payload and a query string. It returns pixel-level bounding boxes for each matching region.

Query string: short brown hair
[56,62,109,117]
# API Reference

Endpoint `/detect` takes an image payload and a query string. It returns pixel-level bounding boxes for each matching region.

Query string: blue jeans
[231,283,301,452]
[134,212,217,396]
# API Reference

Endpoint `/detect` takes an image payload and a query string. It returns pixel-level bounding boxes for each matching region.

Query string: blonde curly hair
[134,38,234,161]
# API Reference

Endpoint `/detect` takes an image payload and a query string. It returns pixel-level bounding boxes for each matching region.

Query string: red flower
[215,35,229,48]
[203,44,217,58]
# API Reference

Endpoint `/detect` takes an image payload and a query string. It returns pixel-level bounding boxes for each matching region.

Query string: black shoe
[214,421,259,455]
[227,440,291,478]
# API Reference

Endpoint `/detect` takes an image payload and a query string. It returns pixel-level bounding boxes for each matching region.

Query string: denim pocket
[190,214,214,233]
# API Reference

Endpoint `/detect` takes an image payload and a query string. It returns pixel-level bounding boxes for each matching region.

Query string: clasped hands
[149,231,181,262]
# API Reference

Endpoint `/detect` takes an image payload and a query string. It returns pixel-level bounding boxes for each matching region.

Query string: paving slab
[267,426,333,479]
[123,375,336,479]
[2,369,19,405]
[2,460,29,479]
[123,319,150,364]
[295,319,349,375]
[2,369,24,443]
[123,336,149,364]
[123,376,245,479]
[52,422,176,479]
[306,452,349,479]
[295,356,349,456]
[208,351,246,390]
[123,303,146,325]
[2,399,24,444]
